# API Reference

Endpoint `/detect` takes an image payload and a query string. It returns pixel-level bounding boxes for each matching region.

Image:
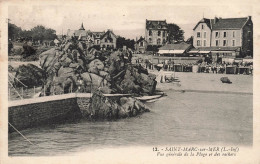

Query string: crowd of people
[135,57,253,75]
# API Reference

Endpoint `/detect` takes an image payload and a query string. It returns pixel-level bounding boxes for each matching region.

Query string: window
[216,40,219,46]
[197,32,201,38]
[204,32,206,38]
[202,24,204,29]
[197,40,201,46]
[215,32,219,38]
[233,31,235,38]
[140,42,144,47]
[204,40,206,46]
[163,31,166,37]
[223,40,227,46]
[105,38,108,42]
[149,30,152,36]
[157,38,161,45]
[223,32,227,38]
[149,38,152,43]
[158,31,161,36]
[97,40,100,44]
[232,40,235,46]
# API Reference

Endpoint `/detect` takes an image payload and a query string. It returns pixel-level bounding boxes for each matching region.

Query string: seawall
[8,93,130,132]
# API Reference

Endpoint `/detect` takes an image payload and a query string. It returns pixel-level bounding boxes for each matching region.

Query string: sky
[8,1,253,40]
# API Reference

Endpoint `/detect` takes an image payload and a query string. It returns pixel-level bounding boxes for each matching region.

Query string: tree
[8,23,22,40]
[30,25,56,41]
[116,36,135,50]
[167,23,184,43]
[186,36,193,45]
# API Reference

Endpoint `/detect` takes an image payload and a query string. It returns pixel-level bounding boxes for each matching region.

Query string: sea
[8,90,253,156]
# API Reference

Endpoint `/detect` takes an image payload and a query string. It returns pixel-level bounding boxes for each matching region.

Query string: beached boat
[136,93,164,101]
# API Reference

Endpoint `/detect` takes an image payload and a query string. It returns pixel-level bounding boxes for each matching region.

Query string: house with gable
[193,16,253,62]
[67,23,117,49]
[100,29,117,49]
[135,36,148,53]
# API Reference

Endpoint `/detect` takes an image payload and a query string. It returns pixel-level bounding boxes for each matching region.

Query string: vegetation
[167,23,184,43]
[8,22,57,41]
[116,36,135,50]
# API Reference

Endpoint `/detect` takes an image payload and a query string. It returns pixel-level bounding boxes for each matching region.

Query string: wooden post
[9,88,10,100]
[63,83,64,94]
[34,86,35,96]
[21,87,23,99]
[70,84,72,93]
[44,85,45,96]
[53,85,55,95]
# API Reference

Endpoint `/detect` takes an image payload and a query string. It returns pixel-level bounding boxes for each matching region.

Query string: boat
[136,93,165,102]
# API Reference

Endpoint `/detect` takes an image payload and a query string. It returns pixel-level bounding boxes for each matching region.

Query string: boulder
[22,43,36,57]
[88,59,104,71]
[81,72,108,90]
[39,48,59,71]
[14,64,45,88]
[88,67,99,75]
[99,71,109,78]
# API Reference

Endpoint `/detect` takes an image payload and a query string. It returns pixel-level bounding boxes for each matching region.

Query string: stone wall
[8,93,130,132]
[8,94,83,132]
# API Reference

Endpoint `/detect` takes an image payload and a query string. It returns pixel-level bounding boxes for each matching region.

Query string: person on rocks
[76,75,85,93]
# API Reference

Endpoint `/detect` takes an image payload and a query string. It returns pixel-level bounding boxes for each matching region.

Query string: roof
[146,20,167,30]
[136,37,146,43]
[211,17,248,30]
[92,32,106,39]
[79,23,85,30]
[100,30,117,40]
[193,17,250,31]
[193,18,211,30]
[159,42,191,50]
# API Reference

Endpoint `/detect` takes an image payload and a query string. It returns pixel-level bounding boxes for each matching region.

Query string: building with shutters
[192,16,253,61]
[145,20,168,46]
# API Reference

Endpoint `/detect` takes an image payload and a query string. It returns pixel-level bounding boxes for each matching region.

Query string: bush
[11,47,23,56]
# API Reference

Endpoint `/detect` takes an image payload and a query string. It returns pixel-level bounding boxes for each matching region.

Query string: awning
[188,50,199,53]
[158,50,169,54]
[168,50,185,54]
[158,49,185,54]
[211,51,234,53]
[199,51,210,53]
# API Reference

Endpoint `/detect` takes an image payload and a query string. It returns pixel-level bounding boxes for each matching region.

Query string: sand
[152,71,253,94]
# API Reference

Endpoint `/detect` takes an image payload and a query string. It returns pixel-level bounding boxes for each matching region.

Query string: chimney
[248,16,252,20]
[214,17,219,24]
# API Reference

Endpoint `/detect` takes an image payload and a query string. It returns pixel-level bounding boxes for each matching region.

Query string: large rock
[14,64,45,88]
[81,72,109,91]
[88,59,104,71]
[87,91,149,120]
[39,48,60,72]
[22,43,36,58]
